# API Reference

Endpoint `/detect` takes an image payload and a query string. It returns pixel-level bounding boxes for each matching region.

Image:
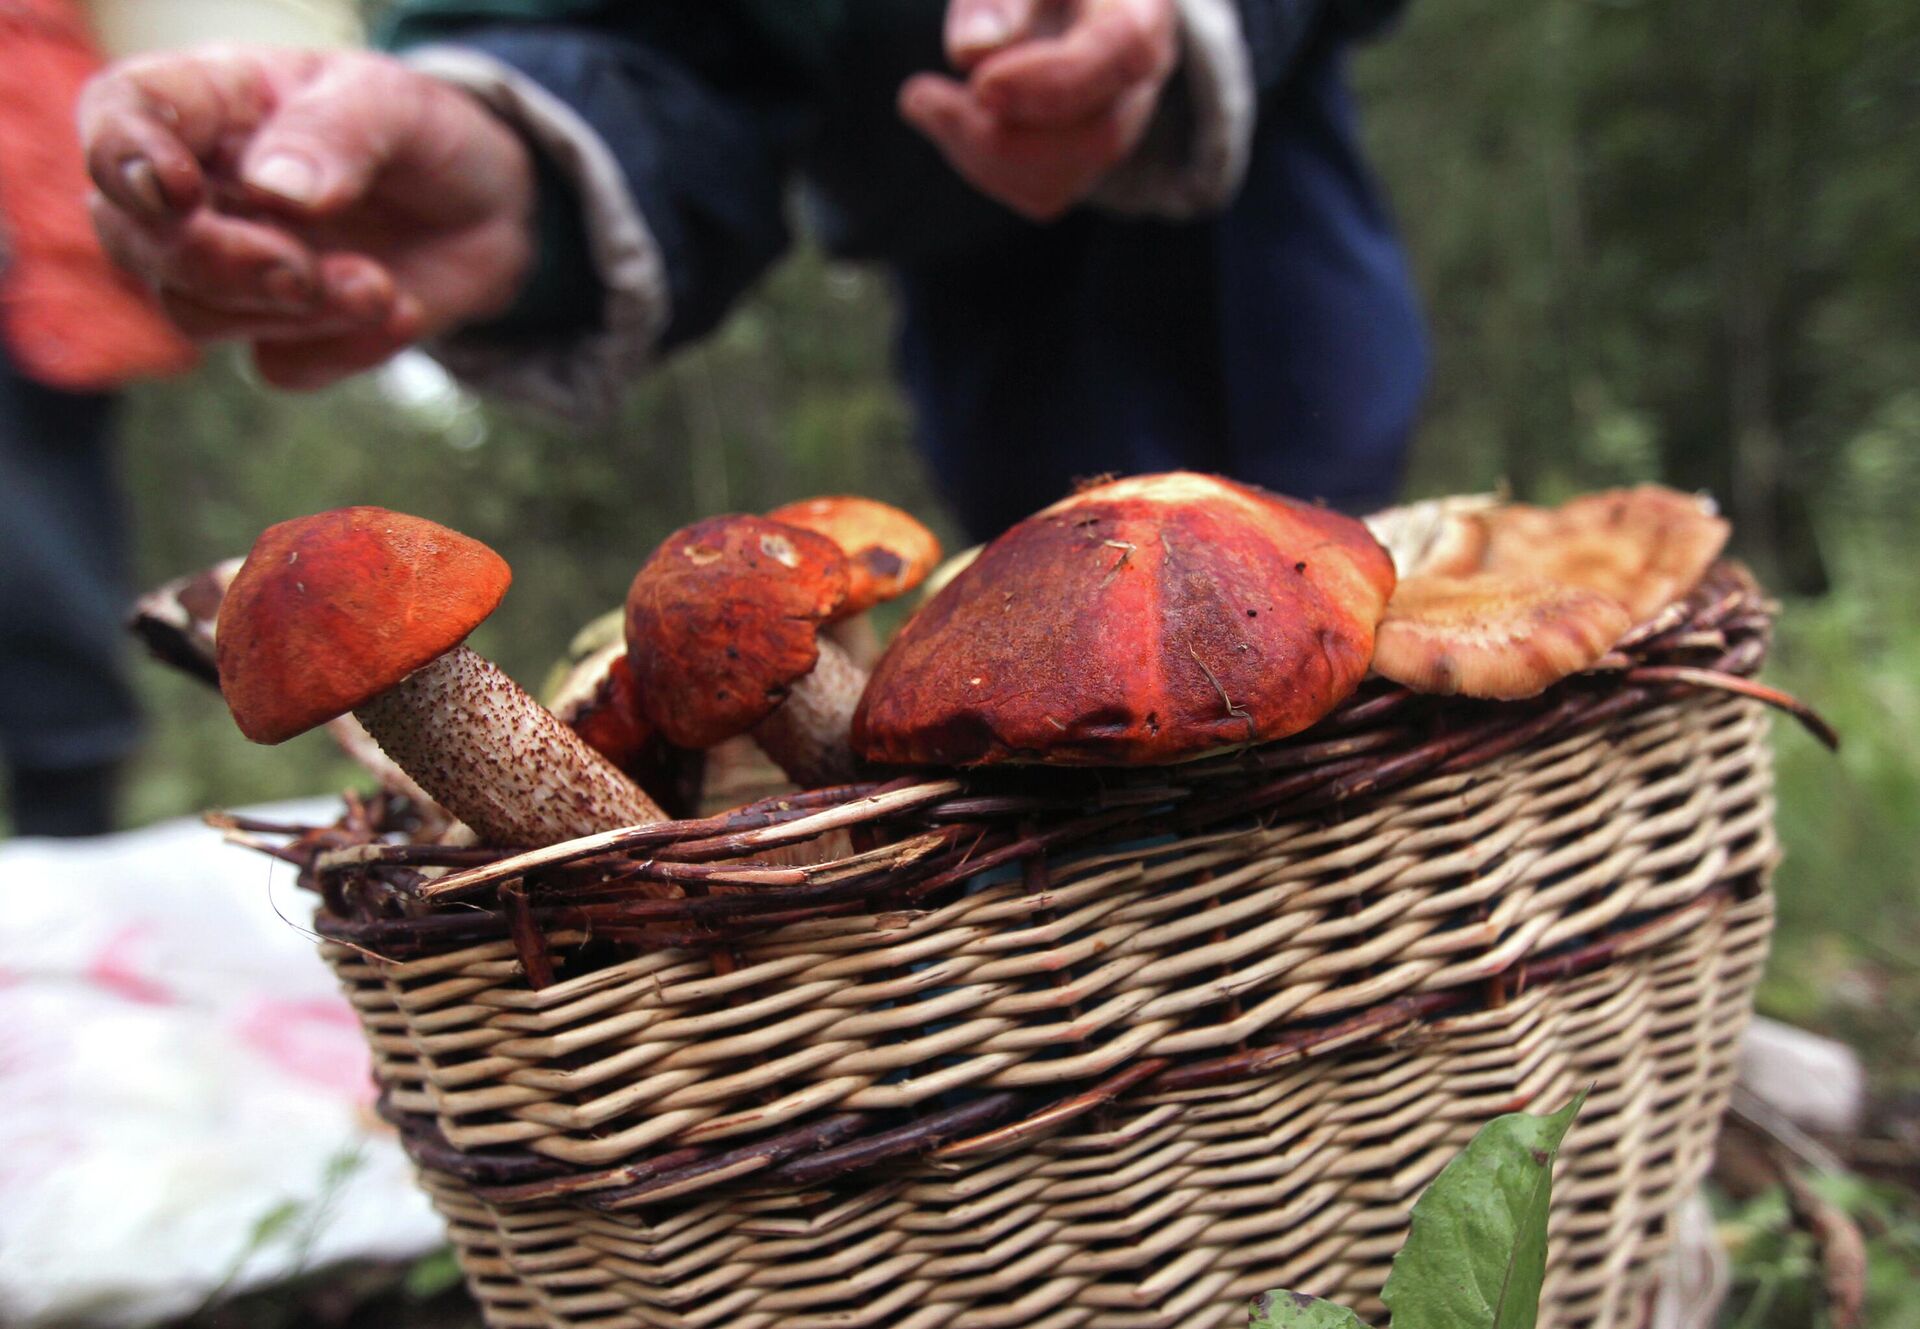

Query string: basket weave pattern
[318,669,1776,1327]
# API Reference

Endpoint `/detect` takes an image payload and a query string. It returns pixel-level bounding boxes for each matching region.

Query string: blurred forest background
[43,0,1920,1323]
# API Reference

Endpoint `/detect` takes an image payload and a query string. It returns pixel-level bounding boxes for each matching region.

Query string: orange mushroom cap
[765,496,943,617]
[624,515,850,749]
[1372,572,1632,700]
[216,507,511,744]
[1481,485,1729,622]
[853,472,1396,766]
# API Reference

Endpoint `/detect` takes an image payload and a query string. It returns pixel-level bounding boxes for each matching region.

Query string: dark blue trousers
[0,343,137,832]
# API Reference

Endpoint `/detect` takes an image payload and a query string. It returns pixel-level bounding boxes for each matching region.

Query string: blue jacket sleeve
[394,21,798,352]
[1231,0,1408,91]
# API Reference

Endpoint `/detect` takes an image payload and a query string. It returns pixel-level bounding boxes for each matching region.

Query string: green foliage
[402,1249,467,1302]
[1249,1292,1370,1328]
[1255,1095,1584,1329]
[1720,1174,1920,1329]
[1382,1093,1584,1329]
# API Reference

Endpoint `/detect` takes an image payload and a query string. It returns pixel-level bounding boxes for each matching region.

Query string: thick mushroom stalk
[218,508,665,846]
[747,633,867,786]
[353,645,662,845]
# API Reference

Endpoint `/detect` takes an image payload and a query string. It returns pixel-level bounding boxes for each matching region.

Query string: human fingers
[946,0,1048,70]
[902,75,1161,218]
[250,310,423,390]
[971,0,1175,126]
[155,255,403,343]
[81,48,310,220]
[90,192,318,310]
[234,55,426,216]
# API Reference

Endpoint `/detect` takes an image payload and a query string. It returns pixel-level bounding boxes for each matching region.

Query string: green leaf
[1248,1290,1372,1328]
[1381,1090,1587,1329]
[404,1247,466,1300]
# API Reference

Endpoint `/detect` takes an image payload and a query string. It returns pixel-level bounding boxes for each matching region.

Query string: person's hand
[900,0,1178,221]
[80,48,536,389]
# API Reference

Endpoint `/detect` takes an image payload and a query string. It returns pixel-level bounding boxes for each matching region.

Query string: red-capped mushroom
[625,514,862,787]
[1480,485,1730,622]
[1371,572,1633,699]
[217,507,666,846]
[765,496,942,617]
[130,555,442,813]
[853,472,1397,766]
[766,496,943,668]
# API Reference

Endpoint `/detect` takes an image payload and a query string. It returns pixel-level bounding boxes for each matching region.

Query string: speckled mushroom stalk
[745,631,869,786]
[218,508,666,847]
[626,514,869,789]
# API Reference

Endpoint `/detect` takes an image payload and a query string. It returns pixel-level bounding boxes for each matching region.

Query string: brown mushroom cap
[765,496,943,617]
[1372,573,1633,700]
[1481,485,1729,621]
[853,472,1396,766]
[217,507,510,744]
[548,641,654,768]
[625,515,850,749]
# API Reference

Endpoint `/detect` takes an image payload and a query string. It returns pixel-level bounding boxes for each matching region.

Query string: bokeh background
[24,0,1919,1323]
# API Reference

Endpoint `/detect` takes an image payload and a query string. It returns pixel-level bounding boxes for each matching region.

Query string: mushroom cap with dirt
[853,472,1397,766]
[624,514,863,787]
[217,507,665,845]
[1371,572,1634,700]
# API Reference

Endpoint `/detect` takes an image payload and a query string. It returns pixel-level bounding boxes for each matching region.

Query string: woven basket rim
[274,560,1804,955]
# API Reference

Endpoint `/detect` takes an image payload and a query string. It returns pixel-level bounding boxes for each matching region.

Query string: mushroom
[765,496,943,668]
[216,507,666,845]
[1480,485,1730,622]
[1371,572,1633,699]
[543,637,707,818]
[130,555,442,814]
[546,640,653,773]
[1362,494,1498,579]
[853,471,1397,766]
[624,514,864,788]
[128,556,243,687]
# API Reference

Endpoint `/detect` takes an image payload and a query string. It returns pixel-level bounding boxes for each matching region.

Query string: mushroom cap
[1363,495,1496,579]
[853,472,1396,766]
[1481,485,1729,621]
[216,507,510,744]
[548,641,654,769]
[1372,572,1633,700]
[625,514,850,749]
[765,496,942,617]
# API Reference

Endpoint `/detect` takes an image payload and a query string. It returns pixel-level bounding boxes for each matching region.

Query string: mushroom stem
[355,646,667,846]
[749,637,866,788]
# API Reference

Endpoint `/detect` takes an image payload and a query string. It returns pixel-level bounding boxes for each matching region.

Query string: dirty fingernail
[120,158,167,216]
[248,154,320,206]
[264,264,313,308]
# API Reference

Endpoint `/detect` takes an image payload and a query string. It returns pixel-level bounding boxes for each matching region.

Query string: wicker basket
[283,563,1792,1329]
